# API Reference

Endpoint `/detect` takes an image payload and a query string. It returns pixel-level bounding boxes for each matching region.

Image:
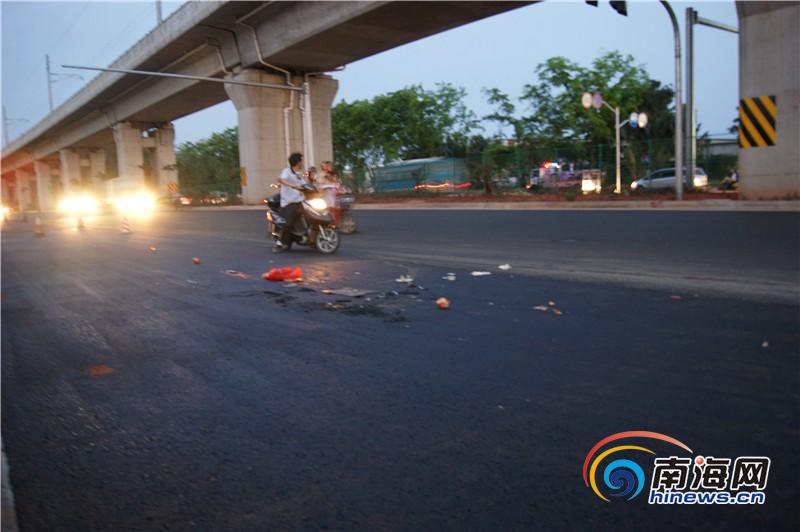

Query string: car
[630,167,709,191]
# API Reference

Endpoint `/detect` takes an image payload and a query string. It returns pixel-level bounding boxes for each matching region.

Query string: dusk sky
[1,0,739,148]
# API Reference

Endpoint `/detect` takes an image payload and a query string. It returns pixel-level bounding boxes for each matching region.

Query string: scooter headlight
[308,198,328,211]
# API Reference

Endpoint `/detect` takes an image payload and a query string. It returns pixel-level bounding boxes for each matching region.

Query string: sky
[1,0,740,148]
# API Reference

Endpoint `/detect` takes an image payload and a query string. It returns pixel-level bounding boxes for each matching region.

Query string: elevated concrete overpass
[0,1,533,208]
[2,1,797,208]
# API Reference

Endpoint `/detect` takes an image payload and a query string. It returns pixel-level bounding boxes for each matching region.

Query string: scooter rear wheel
[338,212,357,234]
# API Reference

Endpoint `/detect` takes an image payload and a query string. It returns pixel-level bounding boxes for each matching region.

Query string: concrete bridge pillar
[89,148,108,201]
[34,160,55,211]
[16,168,36,210]
[1,175,14,208]
[155,123,177,196]
[112,122,146,195]
[737,2,800,199]
[59,149,81,196]
[225,69,338,204]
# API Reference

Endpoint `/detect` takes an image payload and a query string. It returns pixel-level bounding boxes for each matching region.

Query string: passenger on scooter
[317,161,340,222]
[276,152,307,251]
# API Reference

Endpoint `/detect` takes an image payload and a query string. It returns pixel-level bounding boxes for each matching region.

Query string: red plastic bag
[263,266,303,282]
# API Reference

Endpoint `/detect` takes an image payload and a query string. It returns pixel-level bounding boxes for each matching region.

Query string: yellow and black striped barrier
[739,95,777,148]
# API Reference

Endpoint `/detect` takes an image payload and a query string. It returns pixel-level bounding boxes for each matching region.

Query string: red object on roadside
[263,266,303,282]
[192,257,201,265]
[436,297,451,310]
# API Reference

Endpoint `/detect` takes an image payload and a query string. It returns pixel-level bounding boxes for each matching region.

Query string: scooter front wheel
[315,226,340,254]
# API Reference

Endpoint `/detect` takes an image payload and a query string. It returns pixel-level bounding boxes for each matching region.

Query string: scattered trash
[442,273,456,281]
[670,295,683,300]
[395,275,414,283]
[534,303,563,316]
[470,271,491,277]
[498,264,512,270]
[87,365,114,378]
[186,280,198,285]
[354,272,361,275]
[192,257,201,265]
[223,270,249,280]
[488,302,495,306]
[263,267,303,282]
[497,404,505,410]
[436,297,451,310]
[321,288,375,297]
[762,341,769,348]
[149,246,157,252]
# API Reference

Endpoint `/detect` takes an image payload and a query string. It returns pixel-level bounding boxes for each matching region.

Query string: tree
[175,127,240,198]
[483,50,676,180]
[332,83,479,190]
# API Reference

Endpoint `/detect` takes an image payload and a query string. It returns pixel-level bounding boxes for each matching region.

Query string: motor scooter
[264,183,340,254]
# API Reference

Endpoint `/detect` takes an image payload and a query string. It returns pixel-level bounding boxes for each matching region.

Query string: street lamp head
[637,112,648,128]
[592,92,603,110]
[581,92,592,109]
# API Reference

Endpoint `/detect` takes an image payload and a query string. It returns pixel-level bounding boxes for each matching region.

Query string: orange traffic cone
[120,216,131,234]
[34,216,45,237]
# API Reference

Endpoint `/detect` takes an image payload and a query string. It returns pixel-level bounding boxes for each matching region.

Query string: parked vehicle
[264,183,340,254]
[630,167,709,191]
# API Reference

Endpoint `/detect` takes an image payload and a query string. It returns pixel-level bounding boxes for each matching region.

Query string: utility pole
[660,1,683,200]
[46,54,54,112]
[2,105,28,148]
[685,8,738,192]
[45,55,83,113]
[156,0,163,24]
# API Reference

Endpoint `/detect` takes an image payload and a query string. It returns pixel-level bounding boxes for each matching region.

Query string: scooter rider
[275,152,308,251]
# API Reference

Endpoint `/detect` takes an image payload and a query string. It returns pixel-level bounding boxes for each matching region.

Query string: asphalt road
[2,209,799,531]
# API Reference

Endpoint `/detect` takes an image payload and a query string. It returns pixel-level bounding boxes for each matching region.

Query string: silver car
[630,167,709,191]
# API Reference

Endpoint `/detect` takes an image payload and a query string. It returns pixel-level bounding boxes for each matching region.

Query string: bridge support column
[307,75,338,167]
[59,149,81,196]
[225,69,338,204]
[1,175,14,209]
[155,123,177,196]
[737,2,800,199]
[34,160,55,211]
[89,149,108,201]
[112,122,146,195]
[16,168,36,210]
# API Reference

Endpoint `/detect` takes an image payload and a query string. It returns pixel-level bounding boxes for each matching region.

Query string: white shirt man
[275,152,307,251]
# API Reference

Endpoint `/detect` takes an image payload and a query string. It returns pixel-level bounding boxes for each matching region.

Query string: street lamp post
[581,92,648,194]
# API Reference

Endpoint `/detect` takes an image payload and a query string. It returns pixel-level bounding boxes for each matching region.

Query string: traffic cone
[77,217,86,231]
[120,216,131,234]
[34,216,45,237]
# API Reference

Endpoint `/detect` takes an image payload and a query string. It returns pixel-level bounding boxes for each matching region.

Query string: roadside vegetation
[176,51,736,197]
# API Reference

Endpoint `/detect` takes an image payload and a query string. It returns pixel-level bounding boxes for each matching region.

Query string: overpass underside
[1,1,535,208]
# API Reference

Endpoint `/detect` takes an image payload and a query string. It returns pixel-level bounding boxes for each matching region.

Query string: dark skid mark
[299,300,407,322]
